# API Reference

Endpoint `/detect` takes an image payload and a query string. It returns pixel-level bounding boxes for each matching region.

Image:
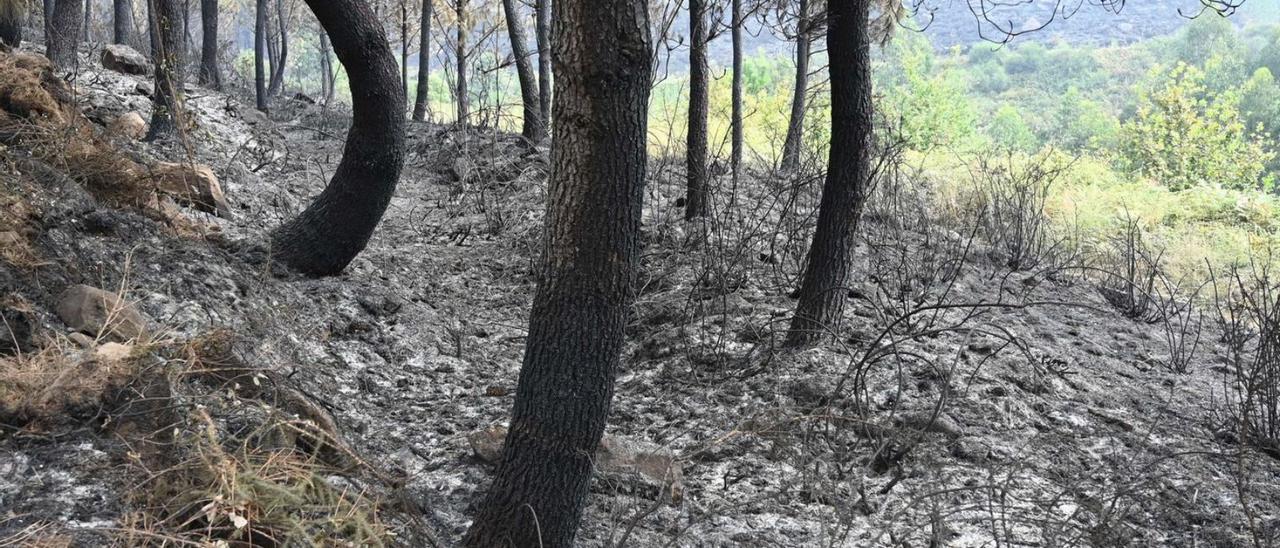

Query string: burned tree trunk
[0,0,23,47]
[113,0,134,46]
[453,0,467,125]
[535,0,550,132]
[270,0,406,276]
[780,0,810,172]
[146,0,185,140]
[254,0,268,111]
[787,0,872,345]
[502,0,543,141]
[198,0,220,89]
[461,0,652,544]
[412,0,432,121]
[267,0,287,96]
[319,27,334,103]
[684,0,709,220]
[730,0,743,179]
[47,0,83,68]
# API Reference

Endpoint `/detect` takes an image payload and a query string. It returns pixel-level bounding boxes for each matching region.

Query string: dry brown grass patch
[0,334,144,427]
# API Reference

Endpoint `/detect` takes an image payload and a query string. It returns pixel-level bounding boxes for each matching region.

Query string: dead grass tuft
[0,335,143,427]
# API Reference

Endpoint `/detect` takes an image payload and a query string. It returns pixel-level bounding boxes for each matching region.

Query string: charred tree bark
[400,0,409,97]
[82,0,91,42]
[0,1,23,47]
[453,0,467,126]
[730,0,743,180]
[270,0,406,276]
[146,0,185,140]
[48,0,83,68]
[787,0,872,345]
[198,0,220,89]
[113,0,134,46]
[502,0,543,141]
[254,0,268,111]
[534,0,550,134]
[412,0,432,121]
[44,0,53,40]
[684,0,709,220]
[460,0,652,545]
[267,0,287,96]
[780,0,810,172]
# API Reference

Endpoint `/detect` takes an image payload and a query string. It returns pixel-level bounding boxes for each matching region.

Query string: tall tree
[730,0,744,180]
[271,0,407,276]
[780,0,811,172]
[319,26,334,103]
[502,0,543,141]
[787,0,871,345]
[44,0,53,40]
[267,0,288,95]
[535,0,550,133]
[453,0,468,125]
[254,0,268,111]
[460,0,652,544]
[113,0,134,46]
[0,0,23,47]
[685,0,709,220]
[146,0,185,140]
[198,0,220,89]
[412,0,432,121]
[47,0,83,68]
[82,0,91,41]
[399,0,409,97]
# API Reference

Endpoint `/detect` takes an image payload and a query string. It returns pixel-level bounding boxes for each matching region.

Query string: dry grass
[0,334,143,427]
[0,522,72,548]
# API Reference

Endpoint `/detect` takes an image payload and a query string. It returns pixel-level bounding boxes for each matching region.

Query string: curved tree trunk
[460,0,652,544]
[787,0,872,345]
[502,0,543,141]
[47,0,83,69]
[267,0,287,96]
[535,0,550,133]
[780,0,810,172]
[198,0,220,89]
[147,0,185,140]
[113,0,135,46]
[254,0,268,111]
[412,0,432,121]
[0,1,23,47]
[684,0,709,220]
[453,0,467,126]
[270,0,406,276]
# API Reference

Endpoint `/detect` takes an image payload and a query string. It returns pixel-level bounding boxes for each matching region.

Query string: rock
[146,162,231,217]
[469,426,684,502]
[0,306,34,356]
[134,81,154,97]
[107,112,147,140]
[93,342,134,362]
[55,284,150,341]
[895,411,965,438]
[100,44,151,76]
[67,332,94,348]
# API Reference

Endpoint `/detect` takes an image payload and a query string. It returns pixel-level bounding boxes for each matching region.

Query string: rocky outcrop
[100,44,151,76]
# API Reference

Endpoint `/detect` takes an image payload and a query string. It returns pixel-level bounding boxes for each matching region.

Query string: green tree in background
[1122,63,1274,192]
[878,34,975,151]
[988,105,1037,152]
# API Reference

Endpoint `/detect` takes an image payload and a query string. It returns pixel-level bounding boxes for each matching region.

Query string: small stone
[67,332,94,348]
[484,385,508,397]
[93,342,134,362]
[146,162,231,217]
[56,284,150,341]
[896,411,965,438]
[107,112,147,140]
[100,44,151,76]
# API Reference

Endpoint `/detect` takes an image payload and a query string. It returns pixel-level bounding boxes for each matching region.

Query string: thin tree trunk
[400,0,409,98]
[781,0,810,172]
[146,0,185,140]
[684,0,709,220]
[254,0,268,111]
[730,0,743,180]
[48,0,84,69]
[454,0,467,126]
[502,0,543,141]
[268,0,287,96]
[44,0,54,40]
[271,0,407,276]
[534,0,550,134]
[198,0,220,89]
[461,0,652,543]
[787,0,872,345]
[412,0,432,121]
[113,0,134,46]
[82,0,91,42]
[319,27,334,103]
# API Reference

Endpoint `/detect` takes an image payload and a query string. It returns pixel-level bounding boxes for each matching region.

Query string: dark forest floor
[2,44,1278,547]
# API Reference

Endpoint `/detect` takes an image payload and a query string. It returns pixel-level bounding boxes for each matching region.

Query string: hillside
[1,36,1278,547]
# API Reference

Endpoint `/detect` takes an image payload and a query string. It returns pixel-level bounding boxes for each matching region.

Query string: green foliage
[988,105,1037,152]
[1043,88,1120,152]
[878,34,976,151]
[1121,63,1274,192]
